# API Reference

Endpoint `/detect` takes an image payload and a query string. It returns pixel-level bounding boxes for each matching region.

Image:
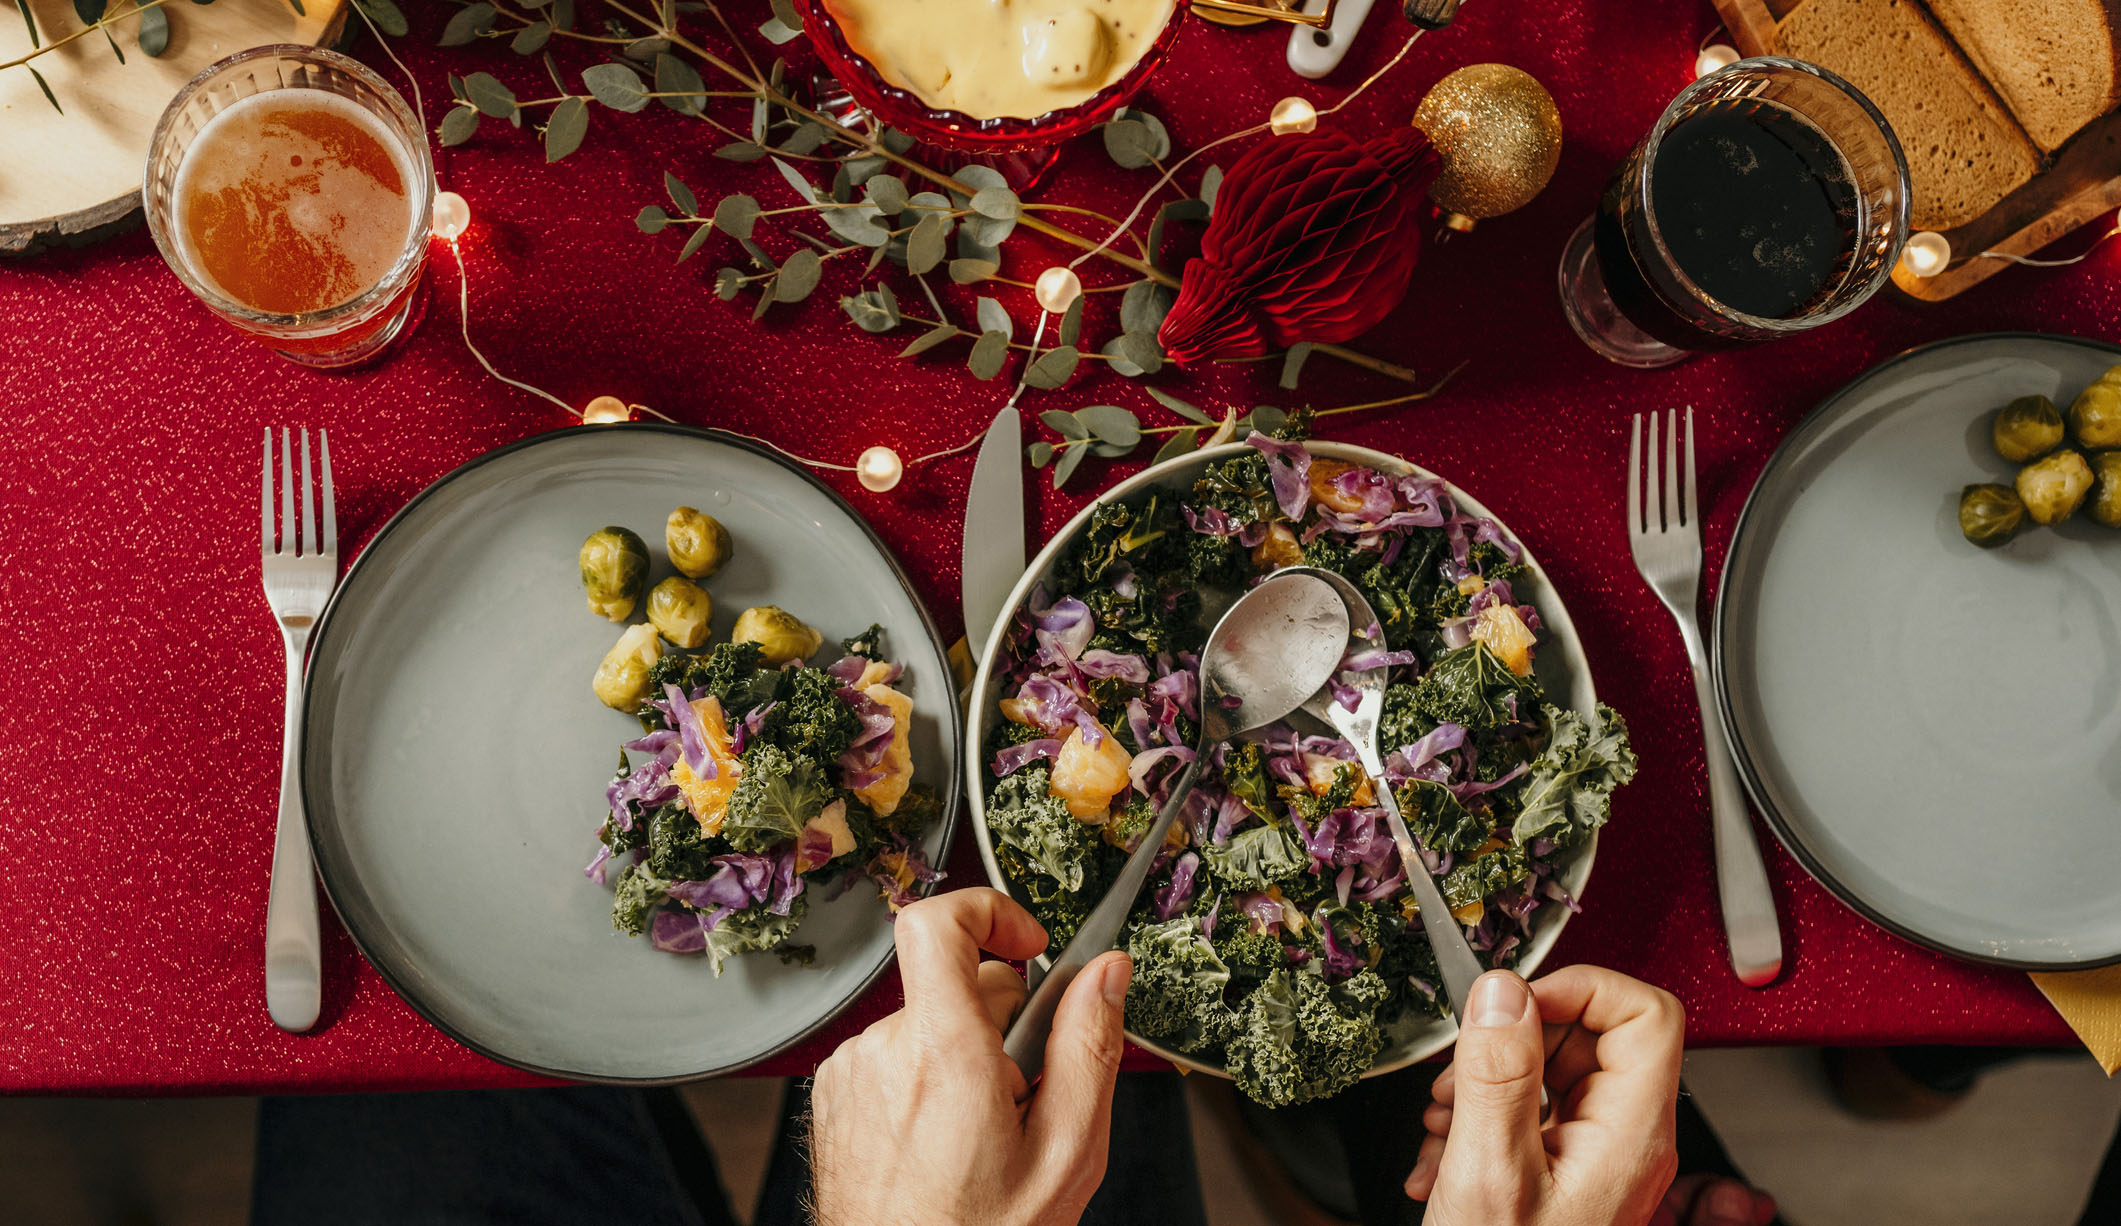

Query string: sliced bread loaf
[1926,0,2121,152]
[1776,0,2039,230]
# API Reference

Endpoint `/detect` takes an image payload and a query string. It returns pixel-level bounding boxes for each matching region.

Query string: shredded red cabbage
[664,683,713,776]
[1152,851,1201,920]
[1248,434,1313,521]
[1078,649,1151,683]
[992,738,1062,778]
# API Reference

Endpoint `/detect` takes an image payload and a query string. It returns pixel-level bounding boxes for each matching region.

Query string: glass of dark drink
[1558,57,1909,368]
[143,47,434,370]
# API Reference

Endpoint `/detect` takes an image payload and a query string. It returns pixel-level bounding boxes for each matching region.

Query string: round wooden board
[1,0,347,257]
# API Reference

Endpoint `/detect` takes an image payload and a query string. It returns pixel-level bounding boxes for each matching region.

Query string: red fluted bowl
[797,0,1187,153]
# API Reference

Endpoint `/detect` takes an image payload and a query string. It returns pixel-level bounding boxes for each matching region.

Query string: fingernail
[1100,955,1132,1009]
[1704,1181,1753,1226]
[1468,972,1529,1028]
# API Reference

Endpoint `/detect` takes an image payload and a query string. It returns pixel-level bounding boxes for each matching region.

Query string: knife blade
[961,405,1025,660]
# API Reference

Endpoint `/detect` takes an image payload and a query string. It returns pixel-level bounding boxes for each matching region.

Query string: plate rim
[963,438,1602,1078]
[1711,330,2121,972]
[299,421,963,1083]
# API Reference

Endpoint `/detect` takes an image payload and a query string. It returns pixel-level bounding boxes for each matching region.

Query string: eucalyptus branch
[0,0,175,72]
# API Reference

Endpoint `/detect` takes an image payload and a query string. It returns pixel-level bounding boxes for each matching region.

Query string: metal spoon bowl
[1000,571,1350,1082]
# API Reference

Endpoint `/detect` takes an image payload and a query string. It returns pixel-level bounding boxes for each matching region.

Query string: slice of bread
[1926,0,2121,153]
[1776,0,2039,230]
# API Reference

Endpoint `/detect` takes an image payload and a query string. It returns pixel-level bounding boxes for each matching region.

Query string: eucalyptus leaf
[1052,444,1087,489]
[1148,198,1209,270]
[771,158,821,204]
[73,0,105,23]
[841,291,899,333]
[739,238,776,270]
[15,0,39,51]
[1279,342,1314,390]
[1102,119,1153,169]
[715,141,767,162]
[714,267,745,300]
[844,155,889,185]
[543,96,588,161]
[554,0,574,27]
[353,0,409,37]
[767,0,802,30]
[1040,410,1089,441]
[636,206,671,235]
[439,105,480,147]
[1200,165,1224,214]
[969,186,1019,220]
[581,63,648,112]
[757,15,801,43]
[968,331,1010,381]
[956,230,1001,265]
[1059,296,1083,347]
[948,258,997,285]
[100,23,124,66]
[975,297,1012,344]
[779,122,828,156]
[865,176,909,215]
[664,171,698,217]
[1153,428,1203,465]
[512,19,551,54]
[1028,441,1056,468]
[753,284,776,321]
[899,324,957,358]
[440,3,496,46]
[822,202,891,247]
[951,165,1010,195]
[750,95,767,141]
[1102,335,1144,378]
[1090,440,1135,459]
[28,65,59,114]
[908,190,951,215]
[137,5,169,56]
[463,72,516,119]
[1147,387,1214,425]
[1135,111,1172,159]
[906,213,947,275]
[1076,404,1141,447]
[656,53,706,117]
[776,249,823,302]
[1024,346,1080,390]
[1118,331,1164,375]
[966,211,1017,247]
[1119,281,1175,335]
[624,36,670,60]
[882,128,917,155]
[712,195,759,240]
[679,225,713,263]
[1248,405,1289,436]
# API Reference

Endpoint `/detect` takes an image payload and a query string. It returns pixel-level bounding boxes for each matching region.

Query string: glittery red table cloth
[0,1,2092,1095]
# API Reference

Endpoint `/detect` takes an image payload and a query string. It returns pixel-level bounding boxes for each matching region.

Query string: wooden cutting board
[1711,0,2121,302]
[1,0,347,256]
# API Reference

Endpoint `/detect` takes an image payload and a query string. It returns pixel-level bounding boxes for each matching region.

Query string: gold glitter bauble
[1412,64,1563,221]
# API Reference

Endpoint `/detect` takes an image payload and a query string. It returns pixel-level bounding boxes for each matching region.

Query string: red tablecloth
[0,0,2093,1095]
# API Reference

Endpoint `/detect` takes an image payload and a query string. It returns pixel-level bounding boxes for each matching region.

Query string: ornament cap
[1442,212,1477,233]
[1401,0,1461,29]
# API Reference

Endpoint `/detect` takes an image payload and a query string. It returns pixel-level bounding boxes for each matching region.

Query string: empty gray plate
[1716,333,2121,969]
[302,425,959,1081]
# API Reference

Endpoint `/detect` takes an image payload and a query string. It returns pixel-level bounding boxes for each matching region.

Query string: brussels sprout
[1990,395,2064,462]
[731,605,824,664]
[2089,450,2121,528]
[580,526,649,622]
[2015,450,2094,525]
[1957,483,2025,549]
[593,623,664,710]
[2068,366,2121,450]
[666,507,734,579]
[647,576,713,648]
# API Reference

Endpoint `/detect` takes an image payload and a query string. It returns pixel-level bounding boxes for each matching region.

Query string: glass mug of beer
[144,46,435,369]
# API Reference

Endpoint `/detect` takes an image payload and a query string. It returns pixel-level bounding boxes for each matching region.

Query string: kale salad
[589,624,941,974]
[982,435,1636,1108]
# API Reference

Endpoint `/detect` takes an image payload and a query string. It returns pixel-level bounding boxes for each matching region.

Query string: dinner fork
[1627,409,1783,988]
[261,428,336,1033]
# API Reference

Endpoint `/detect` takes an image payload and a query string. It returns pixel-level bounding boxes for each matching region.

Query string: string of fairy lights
[348,3,1424,493]
[1691,31,2121,283]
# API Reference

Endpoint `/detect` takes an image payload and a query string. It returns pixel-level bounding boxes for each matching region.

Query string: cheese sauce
[825,0,1176,119]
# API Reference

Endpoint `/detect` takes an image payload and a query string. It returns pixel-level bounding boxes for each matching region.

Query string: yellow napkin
[949,637,975,692]
[2030,968,2121,1074]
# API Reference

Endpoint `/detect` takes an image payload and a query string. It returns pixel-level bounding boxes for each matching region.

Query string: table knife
[961,406,1025,660]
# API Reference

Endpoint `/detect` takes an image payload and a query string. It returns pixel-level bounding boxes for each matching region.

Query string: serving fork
[1627,409,1783,988]
[260,428,336,1033]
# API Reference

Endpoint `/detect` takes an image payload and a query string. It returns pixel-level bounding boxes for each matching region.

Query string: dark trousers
[251,1073,1209,1226]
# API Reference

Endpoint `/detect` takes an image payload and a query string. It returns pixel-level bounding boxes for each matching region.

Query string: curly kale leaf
[753,667,861,762]
[988,765,1104,898]
[1063,495,1188,593]
[1440,844,1531,910]
[1124,916,1241,1054]
[1200,823,1308,892]
[1222,742,1277,822]
[701,898,809,975]
[839,624,886,660]
[1224,968,1389,1108]
[647,640,781,717]
[1511,703,1638,849]
[1359,902,1444,1022]
[611,863,671,936]
[644,800,725,880]
[1396,779,1491,856]
[1353,530,1445,629]
[1212,923,1291,985]
[1284,762,1361,830]
[1190,452,1279,527]
[723,745,829,853]
[1187,532,1251,589]
[1412,643,1542,733]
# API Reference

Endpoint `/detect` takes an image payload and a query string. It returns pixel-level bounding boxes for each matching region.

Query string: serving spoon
[1001,571,1350,1082]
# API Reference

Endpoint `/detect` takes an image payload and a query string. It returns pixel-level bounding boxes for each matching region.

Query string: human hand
[1404,965,1687,1226]
[809,888,1133,1226]
[1652,1174,1777,1226]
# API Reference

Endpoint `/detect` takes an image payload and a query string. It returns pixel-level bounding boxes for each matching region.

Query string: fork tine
[278,429,294,558]
[1662,408,1681,533]
[320,429,337,557]
[1628,413,1645,532]
[299,429,316,558]
[1683,406,1698,530]
[1646,412,1662,532]
[261,429,275,556]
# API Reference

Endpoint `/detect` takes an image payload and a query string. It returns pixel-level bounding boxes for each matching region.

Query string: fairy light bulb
[581,395,631,424]
[1034,266,1082,314]
[1695,44,1740,77]
[431,190,472,241]
[1901,230,1951,278]
[1268,96,1318,136]
[857,445,903,492]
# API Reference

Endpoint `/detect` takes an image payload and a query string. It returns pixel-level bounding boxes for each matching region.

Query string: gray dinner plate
[302,424,959,1081]
[1716,333,2121,970]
